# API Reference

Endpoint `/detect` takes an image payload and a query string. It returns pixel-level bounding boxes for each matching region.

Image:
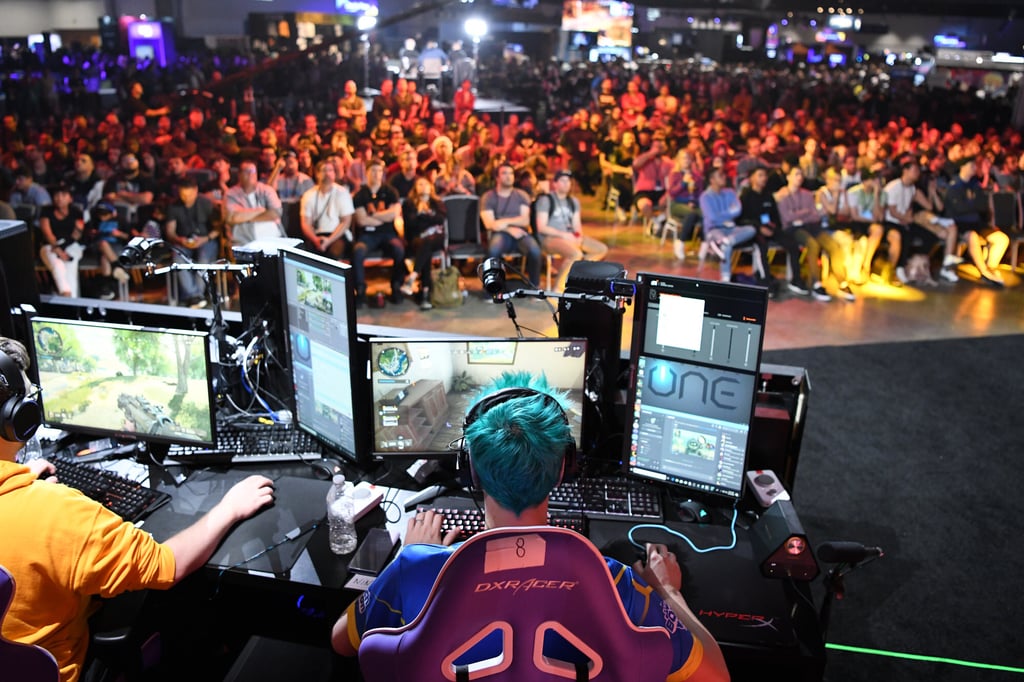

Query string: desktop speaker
[746,469,791,508]
[749,364,809,493]
[750,499,819,581]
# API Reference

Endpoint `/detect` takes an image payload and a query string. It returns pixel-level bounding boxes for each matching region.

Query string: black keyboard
[418,503,587,541]
[53,457,170,522]
[165,421,323,464]
[549,477,663,522]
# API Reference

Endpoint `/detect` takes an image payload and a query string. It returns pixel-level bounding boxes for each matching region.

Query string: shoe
[189,298,209,309]
[980,272,1006,288]
[673,239,686,260]
[895,266,909,284]
[938,267,959,283]
[837,283,856,302]
[388,290,404,305]
[707,238,726,260]
[615,207,628,224]
[787,280,810,296]
[942,254,963,267]
[112,267,131,283]
[811,284,833,302]
[419,298,433,310]
[399,272,418,297]
[98,289,116,301]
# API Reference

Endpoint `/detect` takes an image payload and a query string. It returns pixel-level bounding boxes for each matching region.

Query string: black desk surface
[138,462,824,679]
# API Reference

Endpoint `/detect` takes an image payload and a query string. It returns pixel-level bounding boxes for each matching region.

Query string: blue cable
[626,506,739,554]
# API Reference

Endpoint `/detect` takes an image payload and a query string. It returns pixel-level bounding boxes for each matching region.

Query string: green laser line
[827,643,1024,673]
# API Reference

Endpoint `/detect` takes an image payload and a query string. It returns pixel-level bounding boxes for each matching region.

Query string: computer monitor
[278,247,364,464]
[368,337,588,459]
[623,274,769,504]
[28,316,216,447]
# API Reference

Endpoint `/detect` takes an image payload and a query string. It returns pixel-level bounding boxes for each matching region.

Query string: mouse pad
[591,520,800,650]
[143,471,331,578]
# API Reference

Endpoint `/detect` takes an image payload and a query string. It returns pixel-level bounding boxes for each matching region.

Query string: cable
[626,507,739,554]
[824,644,1024,673]
[211,521,321,597]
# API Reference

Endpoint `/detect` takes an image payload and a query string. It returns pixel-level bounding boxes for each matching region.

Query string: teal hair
[464,372,573,515]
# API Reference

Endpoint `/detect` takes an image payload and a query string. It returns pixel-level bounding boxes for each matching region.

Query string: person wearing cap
[944,156,1010,286]
[166,176,220,307]
[535,169,607,292]
[9,166,52,210]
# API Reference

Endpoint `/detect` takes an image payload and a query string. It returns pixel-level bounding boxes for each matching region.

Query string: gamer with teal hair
[332,371,730,681]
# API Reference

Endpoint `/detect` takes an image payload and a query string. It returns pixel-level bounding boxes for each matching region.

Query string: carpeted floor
[763,334,1024,681]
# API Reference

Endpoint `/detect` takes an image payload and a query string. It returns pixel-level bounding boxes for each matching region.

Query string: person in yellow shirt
[0,336,274,682]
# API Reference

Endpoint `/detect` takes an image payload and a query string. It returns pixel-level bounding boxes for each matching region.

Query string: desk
[137,461,823,680]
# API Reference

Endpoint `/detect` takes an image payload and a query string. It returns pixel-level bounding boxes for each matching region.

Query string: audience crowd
[2,39,1022,307]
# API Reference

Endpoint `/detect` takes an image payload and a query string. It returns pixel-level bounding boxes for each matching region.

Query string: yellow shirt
[0,461,176,681]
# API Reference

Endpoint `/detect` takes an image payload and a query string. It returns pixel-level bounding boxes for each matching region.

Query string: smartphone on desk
[348,528,398,576]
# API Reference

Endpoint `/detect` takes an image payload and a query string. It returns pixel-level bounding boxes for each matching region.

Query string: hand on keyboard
[25,458,57,483]
[406,509,462,546]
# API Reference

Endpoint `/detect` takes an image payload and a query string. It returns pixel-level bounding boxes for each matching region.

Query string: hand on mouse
[633,543,683,598]
[405,509,461,546]
[219,475,276,522]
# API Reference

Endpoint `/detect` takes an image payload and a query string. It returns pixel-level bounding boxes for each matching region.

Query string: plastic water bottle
[327,475,357,554]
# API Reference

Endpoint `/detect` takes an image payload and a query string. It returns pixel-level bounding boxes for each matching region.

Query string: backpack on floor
[430,265,464,308]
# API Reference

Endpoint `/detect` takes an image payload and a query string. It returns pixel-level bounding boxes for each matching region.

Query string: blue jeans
[177,238,220,301]
[706,225,756,279]
[488,230,542,288]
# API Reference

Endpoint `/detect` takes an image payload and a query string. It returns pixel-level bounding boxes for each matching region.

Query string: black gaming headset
[457,387,577,490]
[0,352,43,443]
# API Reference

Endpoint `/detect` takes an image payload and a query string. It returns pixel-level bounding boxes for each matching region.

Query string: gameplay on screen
[30,318,215,446]
[369,338,588,457]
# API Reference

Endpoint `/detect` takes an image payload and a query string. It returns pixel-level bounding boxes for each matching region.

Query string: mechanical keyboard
[418,502,587,541]
[164,421,323,464]
[52,457,171,522]
[549,477,663,522]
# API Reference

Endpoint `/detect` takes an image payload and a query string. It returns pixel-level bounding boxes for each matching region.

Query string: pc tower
[558,261,628,466]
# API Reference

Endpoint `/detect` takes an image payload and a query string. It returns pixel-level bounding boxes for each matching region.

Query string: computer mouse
[677,499,712,524]
[309,457,344,480]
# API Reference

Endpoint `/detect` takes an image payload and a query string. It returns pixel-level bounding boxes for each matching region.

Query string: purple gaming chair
[0,565,60,681]
[358,526,674,681]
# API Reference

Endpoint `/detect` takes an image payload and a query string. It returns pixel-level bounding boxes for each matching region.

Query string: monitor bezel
[622,273,770,505]
[277,245,367,465]
[28,315,218,448]
[367,336,590,461]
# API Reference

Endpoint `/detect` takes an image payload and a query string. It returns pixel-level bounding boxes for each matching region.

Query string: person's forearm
[659,587,730,681]
[164,502,241,583]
